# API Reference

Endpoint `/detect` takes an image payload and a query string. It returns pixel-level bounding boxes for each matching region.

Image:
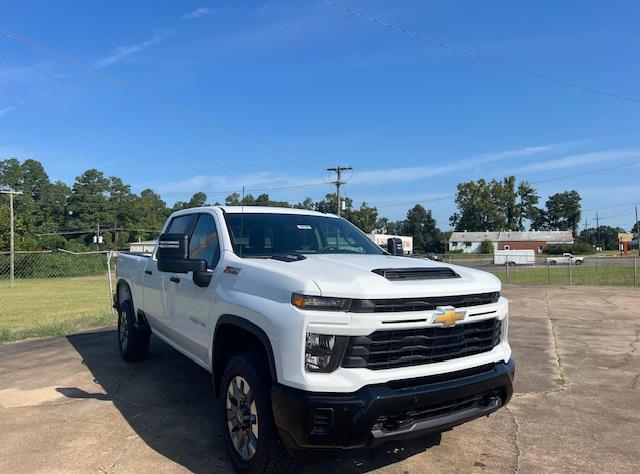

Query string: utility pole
[1,189,24,288]
[583,219,589,244]
[326,165,352,217]
[595,212,602,251]
[634,206,640,257]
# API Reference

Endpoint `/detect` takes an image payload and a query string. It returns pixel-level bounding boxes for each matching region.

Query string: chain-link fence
[0,250,116,342]
[442,255,639,287]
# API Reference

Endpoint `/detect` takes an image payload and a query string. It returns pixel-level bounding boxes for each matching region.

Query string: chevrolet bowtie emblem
[433,306,466,327]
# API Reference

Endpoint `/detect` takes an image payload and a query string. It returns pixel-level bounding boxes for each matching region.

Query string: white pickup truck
[115,206,514,473]
[544,252,584,265]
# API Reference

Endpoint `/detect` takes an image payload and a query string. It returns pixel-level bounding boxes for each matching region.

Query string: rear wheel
[549,260,557,265]
[220,352,292,474]
[117,299,150,362]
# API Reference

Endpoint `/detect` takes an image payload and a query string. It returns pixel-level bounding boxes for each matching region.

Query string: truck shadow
[64,329,440,473]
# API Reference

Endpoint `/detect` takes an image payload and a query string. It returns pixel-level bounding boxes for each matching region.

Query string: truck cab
[115,206,514,473]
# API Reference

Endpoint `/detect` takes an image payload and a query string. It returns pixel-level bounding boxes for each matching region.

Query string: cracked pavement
[1,285,639,473]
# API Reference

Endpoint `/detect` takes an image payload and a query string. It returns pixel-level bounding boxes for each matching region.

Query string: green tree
[131,189,169,242]
[347,202,378,233]
[401,204,443,253]
[543,190,582,235]
[579,225,625,250]
[515,180,540,230]
[450,178,507,231]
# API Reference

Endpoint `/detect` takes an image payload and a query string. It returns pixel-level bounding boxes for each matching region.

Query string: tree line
[1,157,635,254]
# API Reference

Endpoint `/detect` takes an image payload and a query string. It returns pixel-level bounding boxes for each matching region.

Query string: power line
[320,0,640,105]
[0,26,328,167]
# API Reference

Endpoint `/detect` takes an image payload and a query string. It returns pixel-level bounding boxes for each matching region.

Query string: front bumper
[272,359,515,456]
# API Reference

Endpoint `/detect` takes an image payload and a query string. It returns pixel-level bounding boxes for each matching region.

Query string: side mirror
[387,237,404,256]
[157,233,207,274]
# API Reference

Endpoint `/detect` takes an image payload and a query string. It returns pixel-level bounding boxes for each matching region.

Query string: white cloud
[182,7,212,20]
[514,148,640,173]
[94,29,171,68]
[0,106,16,117]
[349,145,557,186]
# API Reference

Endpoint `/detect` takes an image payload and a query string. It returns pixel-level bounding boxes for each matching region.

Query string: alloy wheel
[226,375,259,460]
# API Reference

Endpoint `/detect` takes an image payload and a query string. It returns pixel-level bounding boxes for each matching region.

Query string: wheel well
[116,280,132,308]
[213,318,277,397]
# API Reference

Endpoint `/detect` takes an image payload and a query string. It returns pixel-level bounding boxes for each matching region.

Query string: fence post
[505,262,510,284]
[547,261,550,286]
[569,258,572,285]
[634,258,637,288]
[107,251,115,316]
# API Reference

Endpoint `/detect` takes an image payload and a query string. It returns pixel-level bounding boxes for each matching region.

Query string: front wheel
[574,260,583,266]
[548,260,557,265]
[220,352,292,474]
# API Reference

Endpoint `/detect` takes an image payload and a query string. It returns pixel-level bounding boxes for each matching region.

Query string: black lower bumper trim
[271,359,515,455]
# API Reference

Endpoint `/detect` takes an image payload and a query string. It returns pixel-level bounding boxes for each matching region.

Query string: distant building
[128,240,157,254]
[448,231,573,254]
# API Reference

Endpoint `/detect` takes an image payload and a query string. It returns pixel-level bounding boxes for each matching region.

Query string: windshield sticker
[297,224,312,230]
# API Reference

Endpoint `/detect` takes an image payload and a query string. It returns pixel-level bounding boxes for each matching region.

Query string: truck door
[147,213,197,339]
[171,212,221,364]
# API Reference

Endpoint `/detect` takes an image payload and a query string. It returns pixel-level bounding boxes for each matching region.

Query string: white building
[128,240,157,254]
[448,230,573,254]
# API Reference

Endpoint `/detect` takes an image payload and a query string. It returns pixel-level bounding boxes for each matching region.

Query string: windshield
[224,212,384,257]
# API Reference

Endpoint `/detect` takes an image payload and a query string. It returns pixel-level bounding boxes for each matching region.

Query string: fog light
[305,333,348,372]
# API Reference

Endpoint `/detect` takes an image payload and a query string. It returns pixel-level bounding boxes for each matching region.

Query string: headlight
[305,333,348,372]
[292,293,351,311]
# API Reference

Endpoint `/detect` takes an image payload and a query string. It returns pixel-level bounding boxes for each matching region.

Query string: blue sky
[1,0,639,230]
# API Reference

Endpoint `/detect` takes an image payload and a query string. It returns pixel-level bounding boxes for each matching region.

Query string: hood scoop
[372,267,461,281]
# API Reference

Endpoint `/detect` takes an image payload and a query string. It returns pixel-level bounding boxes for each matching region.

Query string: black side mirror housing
[387,237,404,256]
[157,233,208,274]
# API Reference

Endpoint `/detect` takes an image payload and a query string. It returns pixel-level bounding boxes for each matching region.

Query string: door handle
[170,276,180,284]
[144,270,153,275]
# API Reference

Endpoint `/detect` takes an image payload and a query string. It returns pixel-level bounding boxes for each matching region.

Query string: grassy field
[489,265,637,287]
[0,277,115,343]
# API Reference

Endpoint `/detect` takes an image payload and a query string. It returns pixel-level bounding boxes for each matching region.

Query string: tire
[220,352,293,474]
[574,260,583,266]
[549,260,557,265]
[117,299,150,362]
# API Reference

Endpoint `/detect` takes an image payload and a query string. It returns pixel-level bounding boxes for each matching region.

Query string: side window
[189,214,221,268]
[167,214,196,234]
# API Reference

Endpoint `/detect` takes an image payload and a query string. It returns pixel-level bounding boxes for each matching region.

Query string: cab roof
[183,205,338,218]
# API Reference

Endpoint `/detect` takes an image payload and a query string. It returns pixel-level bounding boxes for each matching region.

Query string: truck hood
[249,254,500,298]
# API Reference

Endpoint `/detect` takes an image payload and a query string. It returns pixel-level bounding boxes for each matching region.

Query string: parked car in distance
[425,253,440,261]
[544,253,584,265]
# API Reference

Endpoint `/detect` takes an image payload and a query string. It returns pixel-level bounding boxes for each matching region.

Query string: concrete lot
[1,286,639,473]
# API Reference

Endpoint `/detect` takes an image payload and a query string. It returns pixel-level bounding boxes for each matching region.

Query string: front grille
[348,291,500,313]
[372,267,460,281]
[342,318,502,370]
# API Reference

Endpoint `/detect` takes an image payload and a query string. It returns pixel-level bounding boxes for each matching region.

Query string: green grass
[0,277,115,343]
[489,265,638,287]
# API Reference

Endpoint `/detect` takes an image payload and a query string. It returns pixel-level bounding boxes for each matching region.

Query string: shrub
[479,240,495,254]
